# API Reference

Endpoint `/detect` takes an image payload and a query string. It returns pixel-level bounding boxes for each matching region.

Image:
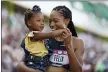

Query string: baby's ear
[27,21,31,26]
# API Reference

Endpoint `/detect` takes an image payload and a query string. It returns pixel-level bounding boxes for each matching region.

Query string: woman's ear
[64,18,70,26]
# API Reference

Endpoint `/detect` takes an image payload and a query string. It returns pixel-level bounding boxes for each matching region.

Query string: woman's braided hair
[24,5,41,28]
[53,5,78,37]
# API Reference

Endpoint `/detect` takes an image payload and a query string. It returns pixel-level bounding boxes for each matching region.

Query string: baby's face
[29,13,44,31]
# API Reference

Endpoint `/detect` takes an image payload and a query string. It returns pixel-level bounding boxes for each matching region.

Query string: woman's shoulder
[73,36,84,44]
[73,37,84,51]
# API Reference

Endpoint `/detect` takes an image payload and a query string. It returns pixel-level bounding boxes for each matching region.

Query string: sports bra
[44,38,70,70]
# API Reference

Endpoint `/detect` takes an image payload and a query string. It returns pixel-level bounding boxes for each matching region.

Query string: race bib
[50,50,69,65]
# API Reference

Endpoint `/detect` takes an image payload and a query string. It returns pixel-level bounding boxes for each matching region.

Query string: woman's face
[49,10,68,30]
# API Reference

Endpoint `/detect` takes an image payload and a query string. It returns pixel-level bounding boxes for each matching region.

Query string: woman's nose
[50,22,55,28]
[50,21,55,26]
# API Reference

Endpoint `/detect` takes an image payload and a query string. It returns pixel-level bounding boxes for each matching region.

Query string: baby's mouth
[40,26,44,29]
[51,29,56,31]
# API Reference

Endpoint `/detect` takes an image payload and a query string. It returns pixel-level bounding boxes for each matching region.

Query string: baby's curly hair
[24,5,41,28]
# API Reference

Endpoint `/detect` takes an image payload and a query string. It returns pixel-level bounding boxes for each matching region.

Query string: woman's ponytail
[67,21,78,37]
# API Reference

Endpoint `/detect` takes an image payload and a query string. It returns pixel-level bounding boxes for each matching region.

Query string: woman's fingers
[61,28,72,40]
[66,28,71,36]
[62,32,68,39]
[62,32,70,40]
[66,28,72,35]
[62,33,66,38]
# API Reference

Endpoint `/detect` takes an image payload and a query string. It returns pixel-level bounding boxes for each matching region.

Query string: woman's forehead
[50,10,63,19]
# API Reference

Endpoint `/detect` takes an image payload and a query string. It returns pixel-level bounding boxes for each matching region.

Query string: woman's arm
[65,38,84,72]
[74,39,84,65]
[30,29,67,41]
[63,29,84,72]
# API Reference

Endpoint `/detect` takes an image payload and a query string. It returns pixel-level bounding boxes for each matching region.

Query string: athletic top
[44,38,70,70]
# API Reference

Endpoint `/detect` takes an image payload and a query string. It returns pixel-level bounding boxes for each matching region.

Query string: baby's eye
[37,20,41,21]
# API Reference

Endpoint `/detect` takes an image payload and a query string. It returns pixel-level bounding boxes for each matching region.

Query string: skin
[17,10,84,72]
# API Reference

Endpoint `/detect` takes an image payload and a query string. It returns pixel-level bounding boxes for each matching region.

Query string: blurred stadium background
[1,1,108,72]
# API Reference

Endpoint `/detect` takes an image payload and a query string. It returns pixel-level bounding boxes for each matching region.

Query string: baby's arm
[30,29,66,41]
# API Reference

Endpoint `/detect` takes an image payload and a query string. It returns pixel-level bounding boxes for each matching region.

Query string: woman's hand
[62,28,73,48]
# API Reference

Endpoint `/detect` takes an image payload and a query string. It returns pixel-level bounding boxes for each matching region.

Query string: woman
[17,5,84,72]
